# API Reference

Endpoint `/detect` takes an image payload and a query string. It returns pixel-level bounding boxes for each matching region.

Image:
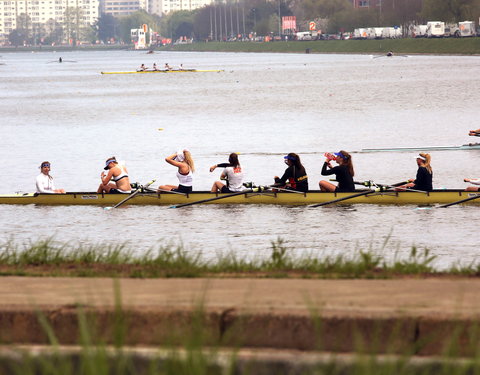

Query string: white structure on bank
[0,0,99,44]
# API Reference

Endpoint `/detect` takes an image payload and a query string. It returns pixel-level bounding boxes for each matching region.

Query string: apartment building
[101,0,147,16]
[0,0,99,43]
[148,0,212,16]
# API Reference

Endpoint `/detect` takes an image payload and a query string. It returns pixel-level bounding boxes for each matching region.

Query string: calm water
[1,50,479,269]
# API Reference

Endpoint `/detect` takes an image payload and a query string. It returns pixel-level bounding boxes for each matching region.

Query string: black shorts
[221,185,233,193]
[172,185,192,193]
[110,189,131,194]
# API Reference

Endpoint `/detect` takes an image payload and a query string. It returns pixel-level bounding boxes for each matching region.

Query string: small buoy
[158,128,164,131]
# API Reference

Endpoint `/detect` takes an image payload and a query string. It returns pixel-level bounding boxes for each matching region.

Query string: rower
[138,63,147,71]
[386,51,393,57]
[319,151,355,192]
[468,129,480,137]
[464,178,480,191]
[395,153,433,192]
[153,63,158,71]
[59,57,62,63]
[158,149,195,193]
[36,161,65,194]
[165,63,172,71]
[97,157,131,194]
[272,153,308,192]
[210,153,244,193]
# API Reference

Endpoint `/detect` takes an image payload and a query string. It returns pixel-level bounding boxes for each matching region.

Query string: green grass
[158,37,480,55]
[0,237,478,278]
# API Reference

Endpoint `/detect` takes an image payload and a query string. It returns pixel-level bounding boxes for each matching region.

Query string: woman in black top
[396,153,433,191]
[272,153,308,192]
[319,150,355,192]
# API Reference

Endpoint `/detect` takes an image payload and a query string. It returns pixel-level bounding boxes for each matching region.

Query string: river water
[1,50,479,269]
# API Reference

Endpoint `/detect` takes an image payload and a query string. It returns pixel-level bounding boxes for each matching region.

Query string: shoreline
[1,38,480,55]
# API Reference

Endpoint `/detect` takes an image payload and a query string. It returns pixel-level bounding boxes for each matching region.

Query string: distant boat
[101,69,224,74]
[360,143,480,153]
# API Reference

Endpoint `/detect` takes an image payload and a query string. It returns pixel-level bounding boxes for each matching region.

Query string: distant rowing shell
[359,143,480,153]
[101,69,224,74]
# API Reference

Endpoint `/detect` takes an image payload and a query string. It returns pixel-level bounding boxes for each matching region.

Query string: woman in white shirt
[158,149,195,193]
[210,153,244,193]
[36,161,65,194]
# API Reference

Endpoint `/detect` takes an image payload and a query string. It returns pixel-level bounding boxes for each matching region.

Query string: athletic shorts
[172,185,192,193]
[110,188,131,194]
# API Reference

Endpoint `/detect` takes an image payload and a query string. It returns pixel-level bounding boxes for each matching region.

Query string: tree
[118,10,161,43]
[44,19,64,45]
[95,13,119,43]
[8,29,25,46]
[420,0,480,22]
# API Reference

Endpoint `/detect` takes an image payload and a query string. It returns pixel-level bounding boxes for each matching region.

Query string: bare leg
[211,181,225,192]
[319,180,336,192]
[158,185,177,191]
[394,183,414,192]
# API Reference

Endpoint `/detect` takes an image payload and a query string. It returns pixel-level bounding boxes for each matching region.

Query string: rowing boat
[100,69,224,75]
[1,190,479,206]
[360,143,480,153]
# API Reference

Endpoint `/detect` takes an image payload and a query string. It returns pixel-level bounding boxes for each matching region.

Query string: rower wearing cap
[319,150,355,192]
[395,153,433,192]
[97,157,131,193]
[158,149,195,193]
[36,161,65,194]
[272,153,308,192]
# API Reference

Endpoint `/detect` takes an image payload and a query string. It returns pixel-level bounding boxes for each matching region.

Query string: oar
[105,179,155,210]
[438,194,480,208]
[262,185,306,194]
[309,189,376,208]
[169,189,255,208]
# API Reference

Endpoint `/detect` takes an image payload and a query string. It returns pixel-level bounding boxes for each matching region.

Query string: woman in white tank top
[158,149,195,193]
[97,156,131,193]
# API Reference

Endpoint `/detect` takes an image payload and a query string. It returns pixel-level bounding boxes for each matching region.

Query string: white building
[148,0,212,16]
[0,0,99,44]
[101,0,148,16]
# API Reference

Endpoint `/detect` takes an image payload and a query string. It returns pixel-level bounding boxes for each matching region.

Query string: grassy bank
[159,37,480,55]
[1,37,479,54]
[0,237,478,278]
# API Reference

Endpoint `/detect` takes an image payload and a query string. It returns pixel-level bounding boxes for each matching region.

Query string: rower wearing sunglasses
[319,151,355,192]
[97,157,132,194]
[272,153,309,192]
[36,161,65,194]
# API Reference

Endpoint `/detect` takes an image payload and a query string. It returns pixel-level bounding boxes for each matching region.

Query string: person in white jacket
[36,161,65,194]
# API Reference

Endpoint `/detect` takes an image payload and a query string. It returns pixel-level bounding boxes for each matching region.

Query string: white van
[353,28,368,39]
[459,21,476,37]
[426,21,445,37]
[412,25,428,37]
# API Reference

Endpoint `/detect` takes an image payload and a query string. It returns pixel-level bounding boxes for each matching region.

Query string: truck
[411,25,428,38]
[353,28,368,39]
[426,21,445,38]
[458,21,476,37]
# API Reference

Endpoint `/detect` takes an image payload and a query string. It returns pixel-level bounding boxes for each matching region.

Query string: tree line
[8,0,480,46]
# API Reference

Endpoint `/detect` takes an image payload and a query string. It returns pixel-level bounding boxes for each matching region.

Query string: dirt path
[1,277,480,355]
